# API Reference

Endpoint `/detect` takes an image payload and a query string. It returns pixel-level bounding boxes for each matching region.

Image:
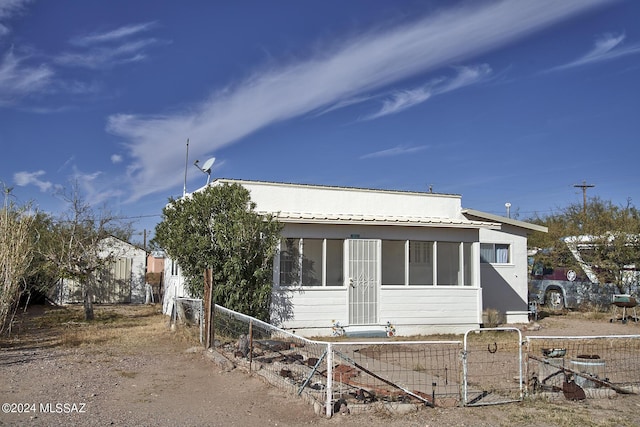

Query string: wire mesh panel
[172,297,203,343]
[527,335,640,399]
[462,328,524,406]
[331,341,463,409]
[212,305,331,414]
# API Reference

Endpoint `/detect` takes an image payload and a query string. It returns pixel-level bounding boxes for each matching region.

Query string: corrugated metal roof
[213,178,461,198]
[260,211,500,229]
[462,209,548,233]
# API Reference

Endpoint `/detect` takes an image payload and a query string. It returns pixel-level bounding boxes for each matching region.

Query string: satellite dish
[193,156,216,185]
[201,157,216,173]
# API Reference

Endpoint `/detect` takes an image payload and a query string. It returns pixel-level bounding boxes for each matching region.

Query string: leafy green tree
[528,197,640,292]
[153,183,282,321]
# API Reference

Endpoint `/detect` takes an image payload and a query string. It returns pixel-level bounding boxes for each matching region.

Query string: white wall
[213,179,465,219]
[162,260,188,315]
[275,286,481,336]
[478,225,530,323]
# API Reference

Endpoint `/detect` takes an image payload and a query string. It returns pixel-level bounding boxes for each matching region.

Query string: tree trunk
[83,285,94,321]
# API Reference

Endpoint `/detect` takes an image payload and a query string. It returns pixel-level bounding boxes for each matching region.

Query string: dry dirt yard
[2,305,640,427]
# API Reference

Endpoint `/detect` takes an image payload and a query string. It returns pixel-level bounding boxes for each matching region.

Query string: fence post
[208,269,215,349]
[203,269,212,348]
[326,343,333,418]
[249,320,253,372]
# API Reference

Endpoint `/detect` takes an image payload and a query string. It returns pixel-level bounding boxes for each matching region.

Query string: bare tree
[44,186,130,321]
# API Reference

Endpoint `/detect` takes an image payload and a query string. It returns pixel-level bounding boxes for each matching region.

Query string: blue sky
[1,0,639,242]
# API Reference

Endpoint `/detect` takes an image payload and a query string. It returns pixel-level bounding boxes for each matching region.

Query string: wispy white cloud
[106,0,612,202]
[55,22,159,69]
[56,38,157,69]
[549,32,640,72]
[111,154,123,164]
[13,170,53,192]
[362,64,492,120]
[70,22,156,47]
[0,48,54,106]
[68,167,124,206]
[0,0,31,39]
[364,88,433,121]
[361,145,429,159]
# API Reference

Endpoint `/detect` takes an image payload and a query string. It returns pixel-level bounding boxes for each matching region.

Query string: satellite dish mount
[194,157,216,185]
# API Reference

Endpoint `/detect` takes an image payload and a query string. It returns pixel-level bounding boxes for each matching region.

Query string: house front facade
[163,179,545,337]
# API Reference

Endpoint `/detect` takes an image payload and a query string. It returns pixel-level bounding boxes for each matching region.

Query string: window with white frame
[325,239,344,286]
[279,238,300,286]
[409,241,434,285]
[437,241,460,286]
[279,238,343,286]
[170,259,179,276]
[382,240,405,286]
[480,243,510,264]
[382,239,474,286]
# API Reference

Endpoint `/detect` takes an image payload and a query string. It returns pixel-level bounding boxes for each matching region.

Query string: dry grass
[499,398,638,427]
[2,304,201,354]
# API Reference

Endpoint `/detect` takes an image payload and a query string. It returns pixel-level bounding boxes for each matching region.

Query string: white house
[52,236,148,305]
[163,179,546,337]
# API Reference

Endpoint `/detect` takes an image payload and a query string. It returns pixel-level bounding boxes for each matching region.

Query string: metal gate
[462,327,524,406]
[347,239,380,325]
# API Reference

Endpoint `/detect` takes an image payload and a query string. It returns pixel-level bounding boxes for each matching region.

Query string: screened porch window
[382,240,405,286]
[480,243,510,264]
[279,238,300,285]
[437,242,460,286]
[325,239,344,286]
[279,238,343,286]
[409,241,434,285]
[382,240,474,286]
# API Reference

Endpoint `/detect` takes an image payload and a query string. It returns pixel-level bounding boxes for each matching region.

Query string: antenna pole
[573,180,594,214]
[183,138,190,197]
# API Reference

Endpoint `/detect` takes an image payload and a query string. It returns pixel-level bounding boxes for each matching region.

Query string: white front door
[347,239,380,325]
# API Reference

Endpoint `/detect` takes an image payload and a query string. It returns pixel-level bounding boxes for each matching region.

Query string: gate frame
[462,327,524,406]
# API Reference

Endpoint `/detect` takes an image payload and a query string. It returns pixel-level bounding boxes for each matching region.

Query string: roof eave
[462,208,548,233]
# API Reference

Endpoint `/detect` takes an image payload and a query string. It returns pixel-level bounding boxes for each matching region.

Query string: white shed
[163,179,545,336]
[52,236,147,304]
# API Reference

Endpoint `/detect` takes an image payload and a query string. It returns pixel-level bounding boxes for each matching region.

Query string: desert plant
[482,308,505,328]
[0,191,36,335]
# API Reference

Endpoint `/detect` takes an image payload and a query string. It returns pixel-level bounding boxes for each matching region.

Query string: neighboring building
[52,236,147,304]
[163,179,546,337]
[146,250,166,303]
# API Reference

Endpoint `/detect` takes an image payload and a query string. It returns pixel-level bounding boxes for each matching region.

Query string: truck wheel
[545,290,564,311]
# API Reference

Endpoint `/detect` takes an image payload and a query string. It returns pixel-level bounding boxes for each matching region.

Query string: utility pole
[574,180,594,213]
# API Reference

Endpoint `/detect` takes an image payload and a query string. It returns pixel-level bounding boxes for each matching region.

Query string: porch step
[344,325,388,338]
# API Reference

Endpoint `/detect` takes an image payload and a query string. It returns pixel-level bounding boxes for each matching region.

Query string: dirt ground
[2,305,640,427]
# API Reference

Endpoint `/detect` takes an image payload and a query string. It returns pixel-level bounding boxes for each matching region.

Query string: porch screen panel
[302,239,322,286]
[326,239,344,286]
[382,240,404,286]
[348,239,379,325]
[279,238,300,285]
[409,241,434,285]
[463,242,473,286]
[437,242,460,286]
